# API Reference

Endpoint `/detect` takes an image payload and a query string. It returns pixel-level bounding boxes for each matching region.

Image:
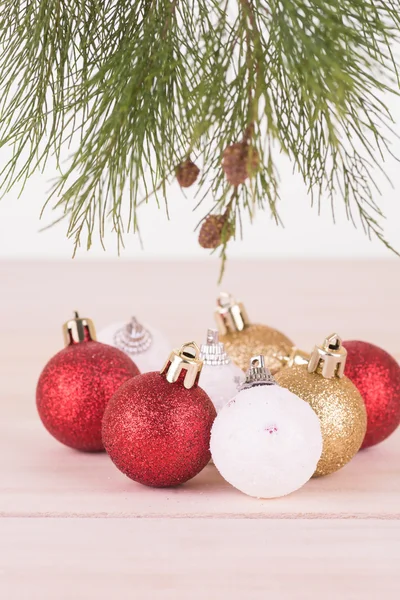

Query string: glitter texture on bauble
[36,313,140,452]
[102,342,217,487]
[214,292,294,374]
[343,340,400,448]
[276,334,367,477]
[210,355,323,498]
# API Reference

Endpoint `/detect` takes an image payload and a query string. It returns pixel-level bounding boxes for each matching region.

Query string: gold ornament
[275,333,367,477]
[214,292,294,374]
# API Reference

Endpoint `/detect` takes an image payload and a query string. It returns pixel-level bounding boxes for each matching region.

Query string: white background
[0,95,399,261]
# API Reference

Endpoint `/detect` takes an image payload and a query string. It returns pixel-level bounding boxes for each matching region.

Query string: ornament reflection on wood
[275,334,367,477]
[102,342,217,487]
[98,316,170,373]
[343,340,400,449]
[199,328,244,413]
[210,355,323,498]
[36,312,140,452]
[214,292,294,374]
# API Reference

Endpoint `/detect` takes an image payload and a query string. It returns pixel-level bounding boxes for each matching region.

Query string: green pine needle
[0,0,400,260]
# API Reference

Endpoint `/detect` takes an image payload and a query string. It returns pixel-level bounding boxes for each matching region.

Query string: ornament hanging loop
[276,346,310,368]
[62,311,97,346]
[240,354,276,390]
[200,328,230,366]
[161,341,203,390]
[114,316,152,354]
[214,292,249,335]
[307,333,347,379]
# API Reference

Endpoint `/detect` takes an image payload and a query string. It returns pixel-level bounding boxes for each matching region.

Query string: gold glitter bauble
[220,324,293,374]
[275,365,367,477]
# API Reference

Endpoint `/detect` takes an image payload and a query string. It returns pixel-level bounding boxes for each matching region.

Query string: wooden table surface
[1,259,400,599]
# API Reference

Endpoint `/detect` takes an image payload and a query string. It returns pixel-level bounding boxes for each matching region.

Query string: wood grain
[1,260,400,598]
[1,519,399,600]
[1,417,399,519]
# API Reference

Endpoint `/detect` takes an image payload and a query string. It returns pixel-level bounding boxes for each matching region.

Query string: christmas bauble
[199,328,244,413]
[275,334,367,477]
[210,356,322,498]
[97,316,170,373]
[343,340,400,448]
[102,342,217,487]
[214,292,293,374]
[36,313,140,452]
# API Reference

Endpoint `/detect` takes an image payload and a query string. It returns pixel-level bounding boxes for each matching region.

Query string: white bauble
[199,328,245,413]
[200,362,244,413]
[210,384,323,498]
[98,318,170,373]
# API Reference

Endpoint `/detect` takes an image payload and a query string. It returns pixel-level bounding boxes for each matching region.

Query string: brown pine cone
[222,143,259,186]
[198,214,232,249]
[175,159,200,188]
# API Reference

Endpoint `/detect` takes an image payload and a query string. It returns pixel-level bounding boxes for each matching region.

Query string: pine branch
[0,0,399,262]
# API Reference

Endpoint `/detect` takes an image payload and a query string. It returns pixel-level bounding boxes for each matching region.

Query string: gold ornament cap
[63,311,97,346]
[214,292,250,335]
[240,355,276,390]
[160,341,203,390]
[307,333,347,379]
[278,346,310,368]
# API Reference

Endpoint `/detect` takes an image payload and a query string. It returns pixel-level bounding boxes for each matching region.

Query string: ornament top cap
[199,328,231,366]
[214,292,250,335]
[307,333,347,379]
[240,355,276,390]
[63,311,97,346]
[278,346,310,368]
[114,316,152,355]
[161,341,203,390]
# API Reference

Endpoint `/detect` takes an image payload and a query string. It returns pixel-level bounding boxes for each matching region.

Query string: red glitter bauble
[37,341,140,452]
[343,340,400,449]
[102,371,217,487]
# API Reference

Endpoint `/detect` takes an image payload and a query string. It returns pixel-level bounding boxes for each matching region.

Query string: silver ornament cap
[114,316,152,355]
[240,355,276,390]
[200,329,231,366]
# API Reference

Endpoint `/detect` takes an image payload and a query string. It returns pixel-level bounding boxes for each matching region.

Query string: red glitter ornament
[343,340,400,449]
[102,342,217,487]
[36,313,140,452]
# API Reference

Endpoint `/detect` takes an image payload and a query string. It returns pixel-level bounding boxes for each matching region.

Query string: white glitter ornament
[199,329,245,413]
[98,316,170,373]
[210,356,323,498]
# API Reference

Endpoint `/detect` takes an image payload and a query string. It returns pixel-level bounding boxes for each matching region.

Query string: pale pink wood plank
[0,518,399,600]
[1,260,400,518]
[1,417,399,518]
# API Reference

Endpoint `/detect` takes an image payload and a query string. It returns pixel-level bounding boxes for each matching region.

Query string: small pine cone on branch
[198,214,232,249]
[175,158,200,188]
[222,142,259,186]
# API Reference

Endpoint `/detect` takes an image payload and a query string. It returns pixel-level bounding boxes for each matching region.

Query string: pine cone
[175,159,200,188]
[222,143,259,186]
[198,214,231,249]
